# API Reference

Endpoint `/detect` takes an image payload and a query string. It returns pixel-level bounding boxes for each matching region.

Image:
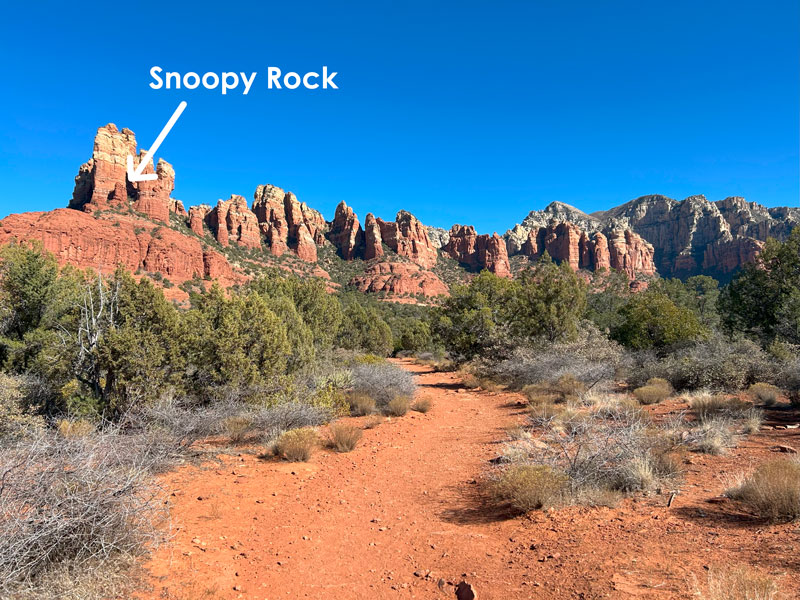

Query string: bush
[632,383,670,405]
[490,326,622,390]
[628,336,776,392]
[411,398,432,413]
[223,415,253,444]
[612,290,708,350]
[489,464,567,512]
[460,371,480,389]
[690,394,751,423]
[522,374,586,405]
[727,458,800,521]
[748,383,780,406]
[348,392,376,416]
[0,432,165,597]
[327,423,362,452]
[272,427,319,461]
[350,363,416,407]
[686,417,736,455]
[385,396,411,417]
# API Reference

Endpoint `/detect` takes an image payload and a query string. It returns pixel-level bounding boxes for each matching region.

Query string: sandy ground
[140,360,800,599]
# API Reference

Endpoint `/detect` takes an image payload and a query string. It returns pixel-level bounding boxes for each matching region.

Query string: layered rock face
[349,262,448,297]
[513,222,656,279]
[592,195,798,277]
[0,209,235,286]
[443,225,511,277]
[70,124,182,223]
[205,195,261,249]
[252,184,326,261]
[328,201,362,260]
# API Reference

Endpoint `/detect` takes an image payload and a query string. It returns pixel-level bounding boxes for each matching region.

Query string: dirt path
[142,360,800,600]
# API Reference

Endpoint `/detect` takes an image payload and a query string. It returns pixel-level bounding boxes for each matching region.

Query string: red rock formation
[444,225,510,277]
[188,205,211,236]
[295,223,318,262]
[71,124,136,213]
[329,201,362,260]
[364,213,384,261]
[252,184,326,261]
[133,154,174,223]
[206,195,261,249]
[514,222,655,279]
[349,262,448,297]
[0,209,235,285]
[375,211,437,269]
[70,124,175,223]
[170,199,187,217]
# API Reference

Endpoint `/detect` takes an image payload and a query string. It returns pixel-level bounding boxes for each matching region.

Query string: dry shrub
[748,382,780,406]
[688,417,737,455]
[351,363,416,407]
[523,374,586,405]
[694,566,779,600]
[411,398,432,413]
[741,407,764,435]
[727,458,800,521]
[327,423,362,452]
[272,427,318,462]
[528,401,565,424]
[0,432,165,598]
[489,464,567,512]
[478,378,501,392]
[505,425,531,441]
[633,385,670,405]
[460,371,481,389]
[349,392,376,416]
[56,418,95,438]
[690,394,751,423]
[362,415,383,429]
[385,396,410,417]
[222,415,253,444]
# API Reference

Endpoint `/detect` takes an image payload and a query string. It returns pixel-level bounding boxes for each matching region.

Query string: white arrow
[127,101,187,182]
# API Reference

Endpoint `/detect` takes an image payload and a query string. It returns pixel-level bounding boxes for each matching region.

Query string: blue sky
[0,1,797,234]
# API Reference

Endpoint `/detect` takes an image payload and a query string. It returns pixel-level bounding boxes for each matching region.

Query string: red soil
[141,360,800,599]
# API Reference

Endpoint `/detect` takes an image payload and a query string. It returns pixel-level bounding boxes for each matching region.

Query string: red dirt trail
[141,360,800,599]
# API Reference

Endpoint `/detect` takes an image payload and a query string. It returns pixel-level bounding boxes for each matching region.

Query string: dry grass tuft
[348,392,376,416]
[362,415,383,429]
[222,415,253,444]
[327,423,363,453]
[690,394,751,423]
[748,382,780,406]
[489,464,567,512]
[459,371,481,389]
[411,397,432,413]
[727,458,800,521]
[272,427,318,462]
[633,378,672,405]
[694,566,780,600]
[385,396,411,417]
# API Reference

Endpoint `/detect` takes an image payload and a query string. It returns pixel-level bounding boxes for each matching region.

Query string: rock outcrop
[328,201,362,260]
[0,209,235,286]
[251,184,326,261]
[70,124,175,223]
[514,221,656,279]
[348,262,448,297]
[591,194,799,277]
[375,211,438,269]
[205,195,261,249]
[444,226,511,277]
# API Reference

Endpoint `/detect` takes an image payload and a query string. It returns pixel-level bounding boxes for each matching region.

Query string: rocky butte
[0,123,795,303]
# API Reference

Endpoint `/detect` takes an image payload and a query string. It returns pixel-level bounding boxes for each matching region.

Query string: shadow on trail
[437,481,519,525]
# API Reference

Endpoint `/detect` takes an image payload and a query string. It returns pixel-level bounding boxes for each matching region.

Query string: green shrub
[612,291,708,350]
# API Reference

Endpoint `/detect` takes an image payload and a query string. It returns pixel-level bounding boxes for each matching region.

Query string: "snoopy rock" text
[148,66,338,95]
